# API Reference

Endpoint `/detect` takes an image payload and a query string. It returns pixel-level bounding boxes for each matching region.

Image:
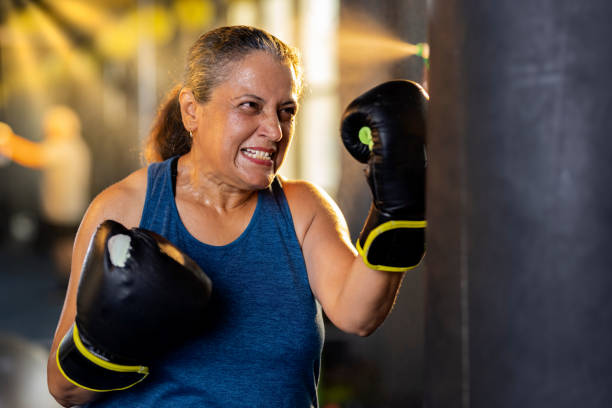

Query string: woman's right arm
[46,168,147,407]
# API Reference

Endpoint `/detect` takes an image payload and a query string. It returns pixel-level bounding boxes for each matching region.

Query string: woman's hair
[143,25,303,163]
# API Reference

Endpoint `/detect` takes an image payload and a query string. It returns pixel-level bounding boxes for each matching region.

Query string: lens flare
[338,9,428,69]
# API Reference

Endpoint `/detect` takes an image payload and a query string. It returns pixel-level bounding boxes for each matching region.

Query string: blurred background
[0,0,427,406]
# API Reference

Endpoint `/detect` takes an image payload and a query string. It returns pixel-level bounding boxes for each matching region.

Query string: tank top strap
[261,177,295,228]
[139,156,178,232]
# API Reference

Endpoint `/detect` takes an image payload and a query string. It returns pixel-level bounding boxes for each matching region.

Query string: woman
[47,25,419,407]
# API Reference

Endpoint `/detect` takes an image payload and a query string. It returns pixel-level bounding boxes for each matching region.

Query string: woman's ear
[178,88,198,132]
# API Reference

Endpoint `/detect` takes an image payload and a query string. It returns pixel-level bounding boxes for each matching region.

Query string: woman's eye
[240,101,260,112]
[279,107,297,121]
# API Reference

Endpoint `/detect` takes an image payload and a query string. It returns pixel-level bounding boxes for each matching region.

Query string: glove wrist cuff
[56,323,149,392]
[357,204,426,272]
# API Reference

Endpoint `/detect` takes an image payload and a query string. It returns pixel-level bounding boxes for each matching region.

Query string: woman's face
[192,51,299,190]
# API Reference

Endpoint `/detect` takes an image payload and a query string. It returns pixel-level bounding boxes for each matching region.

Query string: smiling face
[186,51,299,191]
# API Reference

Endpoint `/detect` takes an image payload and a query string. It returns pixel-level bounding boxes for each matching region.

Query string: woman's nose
[259,112,283,142]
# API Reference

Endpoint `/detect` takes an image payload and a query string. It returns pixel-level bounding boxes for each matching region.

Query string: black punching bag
[425,1,612,407]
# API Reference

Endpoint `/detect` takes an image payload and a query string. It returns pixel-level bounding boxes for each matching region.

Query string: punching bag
[425,1,612,407]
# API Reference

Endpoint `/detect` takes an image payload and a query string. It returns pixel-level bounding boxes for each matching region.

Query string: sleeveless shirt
[86,156,324,407]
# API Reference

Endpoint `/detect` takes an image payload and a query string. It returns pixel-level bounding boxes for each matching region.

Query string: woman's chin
[239,172,275,191]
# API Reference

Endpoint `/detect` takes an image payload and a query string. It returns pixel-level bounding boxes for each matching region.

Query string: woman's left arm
[285,180,405,337]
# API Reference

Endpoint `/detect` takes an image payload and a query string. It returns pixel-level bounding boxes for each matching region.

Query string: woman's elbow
[47,380,72,407]
[331,316,382,338]
[48,380,97,408]
[353,322,382,337]
[47,356,97,407]
[47,372,74,407]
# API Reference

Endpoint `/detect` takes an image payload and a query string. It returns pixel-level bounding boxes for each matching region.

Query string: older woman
[47,25,426,407]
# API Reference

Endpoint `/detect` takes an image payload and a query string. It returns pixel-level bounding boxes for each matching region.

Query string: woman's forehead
[219,52,299,100]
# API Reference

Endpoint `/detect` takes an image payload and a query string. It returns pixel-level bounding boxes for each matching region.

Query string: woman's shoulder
[278,177,342,245]
[86,166,149,229]
[281,177,339,211]
[279,177,318,206]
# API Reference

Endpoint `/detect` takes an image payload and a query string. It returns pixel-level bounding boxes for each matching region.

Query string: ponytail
[143,84,192,164]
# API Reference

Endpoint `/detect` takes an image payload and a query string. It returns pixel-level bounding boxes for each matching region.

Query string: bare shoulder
[70,166,148,279]
[281,178,337,209]
[280,177,345,245]
[85,166,148,230]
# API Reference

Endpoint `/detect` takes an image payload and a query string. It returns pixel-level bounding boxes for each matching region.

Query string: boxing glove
[341,80,428,271]
[56,219,212,391]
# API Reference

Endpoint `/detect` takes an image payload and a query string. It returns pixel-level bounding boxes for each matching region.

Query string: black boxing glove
[341,80,428,271]
[56,220,212,392]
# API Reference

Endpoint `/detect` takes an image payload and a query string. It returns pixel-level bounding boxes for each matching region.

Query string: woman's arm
[46,169,147,407]
[298,80,428,336]
[285,180,405,337]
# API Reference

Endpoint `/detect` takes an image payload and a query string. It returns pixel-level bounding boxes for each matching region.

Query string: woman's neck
[176,152,256,213]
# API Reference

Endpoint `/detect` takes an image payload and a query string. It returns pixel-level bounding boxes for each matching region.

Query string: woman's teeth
[243,148,272,160]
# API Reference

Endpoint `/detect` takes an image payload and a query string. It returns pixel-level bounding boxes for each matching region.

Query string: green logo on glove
[358,126,373,151]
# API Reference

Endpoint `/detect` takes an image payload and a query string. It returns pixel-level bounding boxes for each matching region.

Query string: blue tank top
[86,156,324,407]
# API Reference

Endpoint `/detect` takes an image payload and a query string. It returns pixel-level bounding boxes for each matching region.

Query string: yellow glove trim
[56,324,149,392]
[357,220,427,272]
